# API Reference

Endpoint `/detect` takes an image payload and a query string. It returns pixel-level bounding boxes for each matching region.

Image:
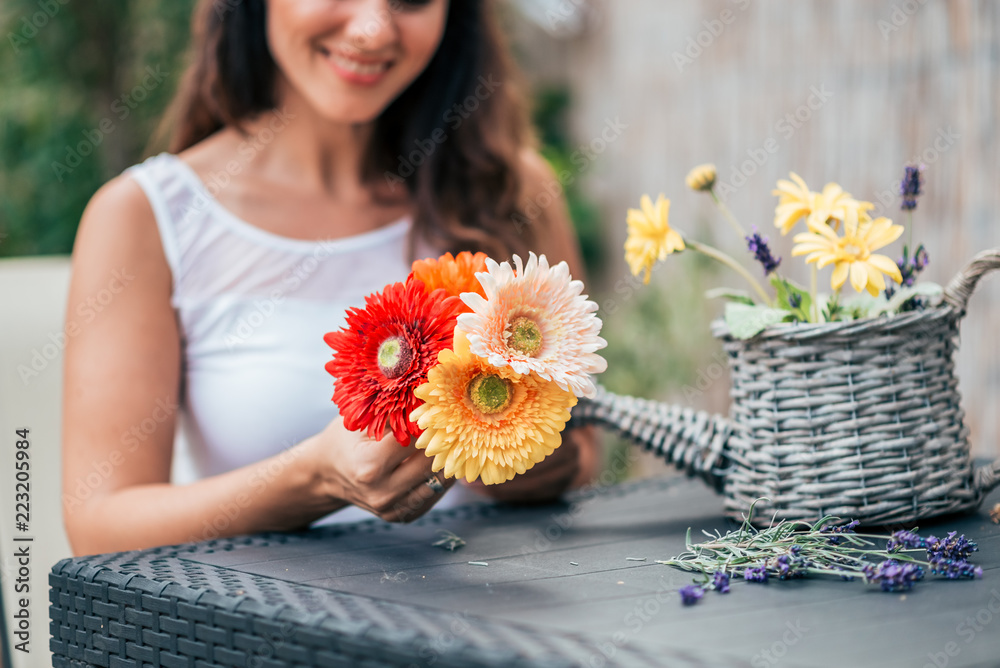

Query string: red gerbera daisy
[324,280,462,446]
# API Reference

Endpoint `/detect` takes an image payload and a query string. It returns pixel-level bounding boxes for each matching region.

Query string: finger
[388,452,455,494]
[364,429,422,472]
[384,471,456,522]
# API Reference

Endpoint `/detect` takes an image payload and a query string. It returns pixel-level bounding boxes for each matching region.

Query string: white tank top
[126,152,477,525]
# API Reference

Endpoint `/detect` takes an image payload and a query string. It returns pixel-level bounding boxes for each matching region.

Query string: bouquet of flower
[323,251,607,485]
[625,163,935,338]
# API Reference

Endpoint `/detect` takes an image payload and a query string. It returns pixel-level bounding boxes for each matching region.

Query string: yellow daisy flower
[791,207,904,296]
[410,331,578,485]
[625,193,685,284]
[772,172,871,235]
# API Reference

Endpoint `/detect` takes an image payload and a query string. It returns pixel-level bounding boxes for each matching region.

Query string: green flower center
[468,374,513,415]
[508,316,542,357]
[377,336,413,379]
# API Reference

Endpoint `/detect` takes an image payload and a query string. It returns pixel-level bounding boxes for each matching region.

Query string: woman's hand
[463,426,601,504]
[304,416,456,523]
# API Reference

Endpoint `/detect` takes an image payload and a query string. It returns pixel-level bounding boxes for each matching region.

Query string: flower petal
[831,262,849,290]
[849,261,869,293]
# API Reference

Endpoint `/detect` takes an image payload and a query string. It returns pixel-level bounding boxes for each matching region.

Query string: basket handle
[942,248,1000,316]
[570,386,732,491]
[974,459,1000,497]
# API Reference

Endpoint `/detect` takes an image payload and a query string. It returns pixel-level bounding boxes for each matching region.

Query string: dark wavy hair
[158,0,534,258]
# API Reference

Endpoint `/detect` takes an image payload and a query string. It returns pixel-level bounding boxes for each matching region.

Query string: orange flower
[411,252,488,310]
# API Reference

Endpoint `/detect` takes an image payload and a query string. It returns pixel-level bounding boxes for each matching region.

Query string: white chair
[0,256,74,668]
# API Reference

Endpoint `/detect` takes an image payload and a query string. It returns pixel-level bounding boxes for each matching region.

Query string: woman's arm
[463,149,605,503]
[62,177,450,556]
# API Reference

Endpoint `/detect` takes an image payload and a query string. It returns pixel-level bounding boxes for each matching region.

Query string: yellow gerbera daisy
[410,331,577,485]
[791,207,904,296]
[624,193,685,284]
[772,172,871,235]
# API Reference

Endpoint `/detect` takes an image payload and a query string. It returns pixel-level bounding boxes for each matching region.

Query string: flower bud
[685,163,717,192]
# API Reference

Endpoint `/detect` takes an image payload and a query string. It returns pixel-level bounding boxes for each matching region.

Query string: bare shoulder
[515,148,586,279]
[71,169,172,306]
[517,147,563,203]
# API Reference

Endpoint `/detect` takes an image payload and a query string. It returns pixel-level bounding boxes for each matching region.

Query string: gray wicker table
[50,475,1000,668]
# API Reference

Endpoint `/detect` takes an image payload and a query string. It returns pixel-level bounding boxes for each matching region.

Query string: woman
[62,0,600,556]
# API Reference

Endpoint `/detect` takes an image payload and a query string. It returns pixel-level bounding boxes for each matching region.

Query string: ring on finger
[424,473,445,494]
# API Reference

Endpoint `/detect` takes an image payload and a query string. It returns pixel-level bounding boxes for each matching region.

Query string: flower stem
[907,210,914,252]
[709,189,747,237]
[810,265,819,323]
[685,238,772,306]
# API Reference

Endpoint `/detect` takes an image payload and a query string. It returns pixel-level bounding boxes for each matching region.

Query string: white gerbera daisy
[456,252,607,398]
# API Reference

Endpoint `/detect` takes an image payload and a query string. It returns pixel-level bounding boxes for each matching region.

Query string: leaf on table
[432,530,466,551]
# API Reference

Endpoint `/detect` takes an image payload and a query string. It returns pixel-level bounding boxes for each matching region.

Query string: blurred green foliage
[531,86,603,277]
[0,0,196,257]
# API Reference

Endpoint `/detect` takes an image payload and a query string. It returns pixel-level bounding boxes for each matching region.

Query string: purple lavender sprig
[900,164,924,211]
[928,558,983,580]
[887,529,927,553]
[862,559,925,592]
[926,532,978,561]
[745,228,781,275]
[743,563,769,583]
[712,571,731,593]
[821,519,859,545]
[679,584,705,605]
[771,553,810,580]
[885,243,929,310]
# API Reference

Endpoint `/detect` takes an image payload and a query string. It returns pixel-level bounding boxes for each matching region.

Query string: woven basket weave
[575,248,1000,526]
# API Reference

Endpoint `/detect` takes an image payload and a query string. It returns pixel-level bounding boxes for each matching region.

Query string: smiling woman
[61,0,600,556]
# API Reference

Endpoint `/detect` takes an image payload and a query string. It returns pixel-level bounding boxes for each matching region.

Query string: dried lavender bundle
[659,500,983,605]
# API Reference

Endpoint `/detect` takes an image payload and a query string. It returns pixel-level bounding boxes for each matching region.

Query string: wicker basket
[575,248,1000,526]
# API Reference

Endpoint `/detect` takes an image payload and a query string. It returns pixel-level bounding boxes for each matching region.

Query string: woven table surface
[50,475,1000,668]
